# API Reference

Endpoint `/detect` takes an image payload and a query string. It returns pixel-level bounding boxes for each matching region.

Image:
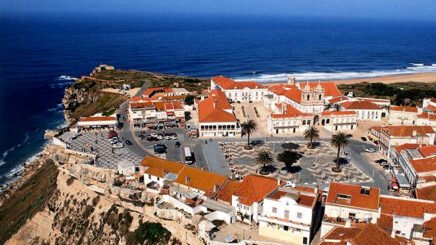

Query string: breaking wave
[234,64,436,82]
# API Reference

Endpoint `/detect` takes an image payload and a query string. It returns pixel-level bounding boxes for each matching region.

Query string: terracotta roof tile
[175,166,227,193]
[419,145,436,158]
[141,156,185,178]
[341,101,381,110]
[390,106,418,113]
[410,157,436,173]
[423,217,436,241]
[234,175,282,206]
[198,89,237,123]
[416,185,436,202]
[418,112,436,121]
[379,196,436,218]
[323,224,400,245]
[394,143,424,153]
[271,105,313,119]
[304,81,342,97]
[216,180,242,204]
[381,125,434,137]
[326,182,380,210]
[211,76,265,90]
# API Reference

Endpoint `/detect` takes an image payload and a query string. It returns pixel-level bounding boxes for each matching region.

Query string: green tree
[241,119,257,150]
[256,150,273,173]
[304,126,320,149]
[277,150,303,172]
[330,132,352,171]
[184,95,195,105]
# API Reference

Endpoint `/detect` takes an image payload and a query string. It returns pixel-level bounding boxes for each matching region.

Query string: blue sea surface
[1,13,436,185]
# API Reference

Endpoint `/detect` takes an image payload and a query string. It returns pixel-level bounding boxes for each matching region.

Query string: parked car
[125,140,133,145]
[146,136,159,141]
[112,142,124,148]
[156,134,164,140]
[109,137,119,144]
[154,144,167,154]
[170,134,178,140]
[361,137,367,142]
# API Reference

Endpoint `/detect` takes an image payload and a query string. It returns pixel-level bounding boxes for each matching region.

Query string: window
[306,95,310,101]
[272,207,277,213]
[284,210,290,220]
[319,94,322,100]
[297,212,302,219]
[337,194,351,199]
[360,187,370,195]
[284,225,289,231]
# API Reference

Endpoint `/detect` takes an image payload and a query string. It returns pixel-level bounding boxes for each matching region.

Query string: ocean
[1,13,436,186]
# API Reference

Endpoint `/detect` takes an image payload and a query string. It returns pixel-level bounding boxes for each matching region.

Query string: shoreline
[260,72,436,85]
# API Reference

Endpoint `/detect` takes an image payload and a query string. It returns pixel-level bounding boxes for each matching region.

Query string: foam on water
[234,64,436,82]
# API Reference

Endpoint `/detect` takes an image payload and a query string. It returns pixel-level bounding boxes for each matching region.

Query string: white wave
[234,64,436,82]
[0,133,33,165]
[0,159,5,167]
[57,75,77,81]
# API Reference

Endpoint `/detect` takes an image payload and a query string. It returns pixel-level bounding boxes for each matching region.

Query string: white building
[197,89,240,137]
[77,115,117,130]
[117,159,136,176]
[210,76,267,102]
[322,182,380,237]
[258,186,320,245]
[266,104,314,134]
[389,106,420,125]
[231,175,282,223]
[340,100,383,121]
[320,111,358,132]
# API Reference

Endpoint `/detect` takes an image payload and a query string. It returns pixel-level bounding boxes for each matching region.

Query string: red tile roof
[216,180,242,204]
[130,101,154,109]
[322,111,357,117]
[390,106,418,113]
[303,81,342,97]
[268,84,303,103]
[328,96,350,104]
[141,156,185,178]
[379,196,436,218]
[175,166,227,193]
[418,112,436,121]
[416,185,436,202]
[381,125,435,137]
[198,89,237,123]
[268,189,317,207]
[322,224,400,245]
[419,145,436,158]
[271,104,313,119]
[326,182,380,210]
[410,157,436,173]
[341,101,381,110]
[423,217,436,241]
[211,76,265,90]
[394,143,424,153]
[234,175,282,206]
[143,87,173,97]
[425,104,436,113]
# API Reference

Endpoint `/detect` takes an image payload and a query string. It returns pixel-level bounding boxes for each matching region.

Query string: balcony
[323,215,372,225]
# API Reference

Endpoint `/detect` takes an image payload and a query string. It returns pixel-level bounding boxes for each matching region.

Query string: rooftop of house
[175,165,228,194]
[143,87,174,97]
[271,104,313,119]
[419,145,436,158]
[416,185,436,202]
[381,125,435,138]
[301,81,342,98]
[233,174,283,206]
[409,156,436,173]
[418,112,436,121]
[266,187,318,208]
[198,89,237,123]
[423,217,436,242]
[326,182,380,211]
[327,96,350,104]
[390,106,418,113]
[211,76,265,90]
[379,196,436,218]
[141,156,186,178]
[321,223,401,245]
[394,143,426,154]
[341,100,381,110]
[215,179,242,204]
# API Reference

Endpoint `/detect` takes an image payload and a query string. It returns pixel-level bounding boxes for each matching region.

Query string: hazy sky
[1,0,436,21]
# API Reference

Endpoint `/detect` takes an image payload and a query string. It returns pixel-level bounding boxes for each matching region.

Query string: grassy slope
[338,82,436,106]
[71,92,126,119]
[0,159,59,244]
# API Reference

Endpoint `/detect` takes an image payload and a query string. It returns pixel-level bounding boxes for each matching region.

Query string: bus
[184,147,194,164]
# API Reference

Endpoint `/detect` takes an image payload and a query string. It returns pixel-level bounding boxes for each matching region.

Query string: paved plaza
[218,140,372,185]
[59,130,143,169]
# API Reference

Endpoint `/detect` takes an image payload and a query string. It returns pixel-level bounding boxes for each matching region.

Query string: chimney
[412,130,417,137]
[185,176,191,184]
[213,184,219,193]
[277,178,281,186]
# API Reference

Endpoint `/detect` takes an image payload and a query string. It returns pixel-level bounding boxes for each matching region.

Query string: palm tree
[256,150,273,174]
[304,126,320,149]
[330,132,352,171]
[241,119,257,150]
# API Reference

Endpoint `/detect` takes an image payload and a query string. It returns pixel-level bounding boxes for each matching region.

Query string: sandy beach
[267,72,436,85]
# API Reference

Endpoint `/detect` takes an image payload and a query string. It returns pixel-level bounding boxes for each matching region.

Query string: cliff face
[62,68,209,126]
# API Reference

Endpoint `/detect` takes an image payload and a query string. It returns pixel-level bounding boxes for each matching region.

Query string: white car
[156,134,164,140]
[109,138,118,144]
[164,135,172,140]
[150,133,159,137]
[112,142,124,149]
[170,134,178,140]
[365,148,376,153]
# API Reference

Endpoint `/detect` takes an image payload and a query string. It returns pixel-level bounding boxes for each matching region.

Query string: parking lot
[58,130,143,169]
